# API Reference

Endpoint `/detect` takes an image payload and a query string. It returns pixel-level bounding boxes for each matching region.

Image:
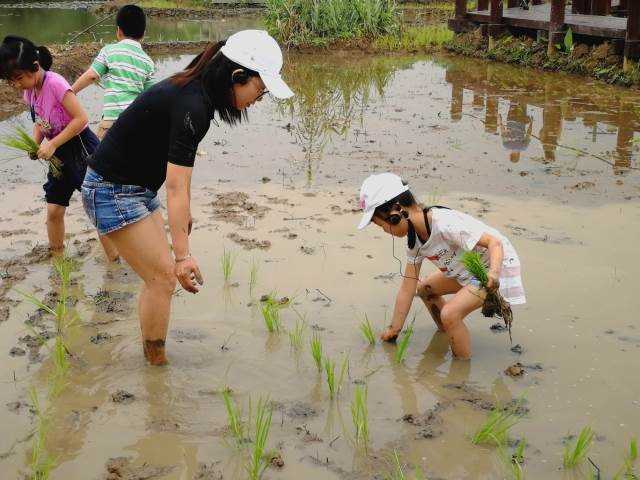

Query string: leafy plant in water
[555,27,574,54]
[350,384,369,447]
[471,401,522,446]
[323,353,349,399]
[222,389,246,447]
[1,125,63,178]
[563,426,595,469]
[499,438,526,480]
[460,250,513,343]
[220,248,236,283]
[395,318,415,364]
[28,388,56,480]
[260,294,289,333]
[360,313,376,345]
[246,397,273,480]
[288,317,306,350]
[310,332,323,372]
[613,437,638,480]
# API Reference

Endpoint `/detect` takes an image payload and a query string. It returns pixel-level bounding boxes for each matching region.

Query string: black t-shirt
[89,78,212,192]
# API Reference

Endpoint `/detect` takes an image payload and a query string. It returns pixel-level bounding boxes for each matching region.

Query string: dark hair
[374,187,416,223]
[0,36,52,80]
[117,5,146,39]
[171,41,260,125]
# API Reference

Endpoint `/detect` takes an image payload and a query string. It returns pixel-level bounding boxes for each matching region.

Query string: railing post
[455,0,468,18]
[488,0,504,48]
[572,0,588,14]
[507,0,518,8]
[624,0,640,71]
[591,0,610,16]
[478,0,489,11]
[548,0,566,56]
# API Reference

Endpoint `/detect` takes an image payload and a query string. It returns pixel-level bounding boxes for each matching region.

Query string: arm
[381,262,421,341]
[37,91,87,160]
[476,233,504,292]
[166,163,203,293]
[71,68,100,94]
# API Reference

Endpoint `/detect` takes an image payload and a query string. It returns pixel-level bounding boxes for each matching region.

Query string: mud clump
[227,232,271,250]
[111,390,135,404]
[93,290,135,315]
[194,462,223,480]
[269,452,285,468]
[103,456,175,480]
[211,192,269,226]
[400,402,448,439]
[9,347,26,357]
[286,401,318,419]
[0,306,9,323]
[505,363,525,377]
[90,332,113,345]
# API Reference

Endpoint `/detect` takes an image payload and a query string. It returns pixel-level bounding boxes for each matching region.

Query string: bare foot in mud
[144,339,168,366]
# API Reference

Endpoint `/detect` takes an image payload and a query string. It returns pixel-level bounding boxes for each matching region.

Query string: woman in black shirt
[82,30,294,365]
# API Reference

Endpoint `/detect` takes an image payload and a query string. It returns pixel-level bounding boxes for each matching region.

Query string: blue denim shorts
[81,168,161,235]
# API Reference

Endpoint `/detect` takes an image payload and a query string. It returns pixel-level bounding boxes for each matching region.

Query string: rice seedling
[310,332,323,372]
[471,402,521,447]
[222,389,246,447]
[246,397,273,480]
[613,437,638,480]
[499,438,526,480]
[220,248,236,283]
[288,317,306,350]
[1,125,62,177]
[461,251,513,343]
[563,426,595,469]
[260,295,286,333]
[360,313,376,345]
[387,450,406,480]
[337,353,349,394]
[249,258,259,294]
[323,353,349,399]
[350,384,369,447]
[28,388,56,480]
[395,318,415,364]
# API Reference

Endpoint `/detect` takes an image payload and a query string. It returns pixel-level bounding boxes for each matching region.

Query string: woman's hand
[486,271,500,293]
[380,326,400,343]
[174,256,204,293]
[37,140,56,160]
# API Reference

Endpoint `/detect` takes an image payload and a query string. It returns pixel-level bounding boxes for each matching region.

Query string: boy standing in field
[72,5,155,140]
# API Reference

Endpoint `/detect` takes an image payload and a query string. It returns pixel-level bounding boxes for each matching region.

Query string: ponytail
[171,41,225,88]
[0,36,52,79]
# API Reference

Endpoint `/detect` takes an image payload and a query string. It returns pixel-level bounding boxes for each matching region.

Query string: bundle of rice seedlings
[350,384,369,447]
[563,426,595,469]
[310,333,323,372]
[360,313,376,345]
[395,318,415,364]
[246,397,273,480]
[1,126,62,178]
[471,402,522,447]
[461,251,513,343]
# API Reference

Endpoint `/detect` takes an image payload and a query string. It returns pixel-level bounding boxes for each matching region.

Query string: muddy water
[0,4,261,44]
[0,52,639,479]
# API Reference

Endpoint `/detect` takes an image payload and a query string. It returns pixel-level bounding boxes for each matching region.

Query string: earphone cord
[391,229,422,282]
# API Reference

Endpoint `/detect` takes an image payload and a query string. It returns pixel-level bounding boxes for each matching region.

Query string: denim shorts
[81,168,161,235]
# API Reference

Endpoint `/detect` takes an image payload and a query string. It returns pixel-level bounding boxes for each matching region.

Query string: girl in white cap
[358,173,525,359]
[81,30,294,365]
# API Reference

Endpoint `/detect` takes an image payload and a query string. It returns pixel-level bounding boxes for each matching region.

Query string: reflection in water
[443,60,640,173]
[278,56,414,184]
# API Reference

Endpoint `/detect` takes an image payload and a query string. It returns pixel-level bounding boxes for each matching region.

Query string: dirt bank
[0,40,210,121]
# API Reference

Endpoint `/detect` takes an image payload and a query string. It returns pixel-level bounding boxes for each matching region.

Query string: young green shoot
[1,125,63,177]
[350,384,369,447]
[461,251,489,286]
[222,389,246,447]
[324,356,337,399]
[288,317,306,350]
[563,426,595,469]
[360,313,376,345]
[471,402,521,447]
[613,437,638,480]
[261,299,282,333]
[28,388,56,480]
[310,332,323,372]
[221,248,236,283]
[387,449,406,480]
[395,318,415,364]
[246,397,273,480]
[499,438,526,480]
[249,258,259,294]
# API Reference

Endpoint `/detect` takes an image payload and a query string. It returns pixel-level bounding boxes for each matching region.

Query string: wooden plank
[478,0,489,11]
[572,0,589,14]
[591,0,611,16]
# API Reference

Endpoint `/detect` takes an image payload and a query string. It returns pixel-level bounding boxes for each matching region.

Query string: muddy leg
[416,272,463,332]
[107,211,175,366]
[439,287,484,359]
[46,203,66,255]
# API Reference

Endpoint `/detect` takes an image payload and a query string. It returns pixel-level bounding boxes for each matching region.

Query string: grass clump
[1,125,62,177]
[360,313,376,345]
[310,332,323,371]
[461,251,513,342]
[471,402,521,447]
[395,318,414,364]
[265,0,399,47]
[222,389,246,447]
[373,25,453,51]
[288,317,306,350]
[614,437,638,479]
[28,388,56,480]
[323,353,349,399]
[260,294,289,333]
[249,258,259,294]
[499,438,526,480]
[220,248,236,283]
[563,426,595,469]
[246,397,273,480]
[350,385,369,447]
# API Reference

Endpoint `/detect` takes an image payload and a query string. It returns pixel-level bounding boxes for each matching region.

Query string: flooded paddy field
[0,32,639,480]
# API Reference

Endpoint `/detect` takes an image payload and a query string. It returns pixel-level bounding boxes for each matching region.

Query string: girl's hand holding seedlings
[174,255,204,294]
[37,139,56,160]
[486,271,500,293]
[381,325,400,342]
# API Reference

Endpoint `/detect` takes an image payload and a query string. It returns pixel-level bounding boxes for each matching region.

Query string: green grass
[350,385,369,447]
[499,438,526,480]
[246,397,273,480]
[1,125,62,177]
[222,389,246,447]
[221,248,236,283]
[563,426,595,469]
[373,25,453,51]
[260,295,290,333]
[288,317,306,350]
[387,450,406,480]
[28,388,56,480]
[614,437,638,479]
[323,353,348,399]
[310,332,323,372]
[395,318,415,364]
[471,403,521,447]
[461,251,489,286]
[360,313,376,345]
[265,0,399,47]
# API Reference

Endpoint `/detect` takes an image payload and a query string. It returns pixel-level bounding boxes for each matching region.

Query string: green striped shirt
[91,39,155,121]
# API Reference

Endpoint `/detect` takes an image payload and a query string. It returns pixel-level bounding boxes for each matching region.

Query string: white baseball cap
[357,173,409,230]
[220,29,294,99]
